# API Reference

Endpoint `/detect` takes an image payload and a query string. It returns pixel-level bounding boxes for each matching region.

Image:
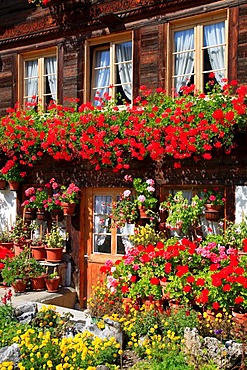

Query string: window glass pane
[44,56,57,105]
[92,49,110,105]
[203,22,226,86]
[173,29,195,93]
[117,223,135,254]
[24,60,38,103]
[115,41,132,103]
[93,196,112,253]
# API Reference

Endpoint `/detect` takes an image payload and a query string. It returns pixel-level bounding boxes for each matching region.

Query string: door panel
[81,187,132,300]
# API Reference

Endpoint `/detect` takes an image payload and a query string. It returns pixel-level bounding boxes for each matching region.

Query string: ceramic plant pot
[45,247,63,262]
[61,202,76,216]
[12,279,28,293]
[31,245,46,261]
[45,276,61,292]
[30,275,47,291]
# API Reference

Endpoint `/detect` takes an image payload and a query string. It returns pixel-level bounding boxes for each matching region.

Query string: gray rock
[183,327,246,369]
[96,366,110,370]
[15,302,37,317]
[0,343,20,364]
[102,318,123,348]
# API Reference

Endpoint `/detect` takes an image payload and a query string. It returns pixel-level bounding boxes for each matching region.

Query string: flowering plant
[132,177,158,210]
[202,188,225,206]
[0,230,14,243]
[1,163,26,182]
[110,176,158,228]
[111,190,139,228]
[59,183,80,204]
[1,81,246,173]
[45,223,67,248]
[160,191,204,238]
[11,216,35,243]
[22,186,49,210]
[1,250,31,285]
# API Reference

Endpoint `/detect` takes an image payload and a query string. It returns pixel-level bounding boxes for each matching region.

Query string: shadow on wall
[0,190,17,231]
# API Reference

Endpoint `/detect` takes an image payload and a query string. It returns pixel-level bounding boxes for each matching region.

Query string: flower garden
[0,79,247,368]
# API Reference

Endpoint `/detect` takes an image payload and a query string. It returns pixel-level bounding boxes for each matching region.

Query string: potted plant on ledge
[202,188,225,221]
[58,182,80,216]
[1,163,26,191]
[1,250,30,292]
[28,258,47,291]
[45,270,61,292]
[45,223,67,262]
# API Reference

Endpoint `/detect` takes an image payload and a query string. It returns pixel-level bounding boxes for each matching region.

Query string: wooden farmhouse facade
[0,0,247,306]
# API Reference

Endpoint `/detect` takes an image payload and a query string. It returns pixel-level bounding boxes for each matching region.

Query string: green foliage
[160,191,204,236]
[129,224,166,247]
[1,164,24,182]
[1,250,30,285]
[0,229,14,243]
[10,216,35,243]
[45,223,67,248]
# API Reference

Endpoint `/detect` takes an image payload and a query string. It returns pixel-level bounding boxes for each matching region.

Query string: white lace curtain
[93,41,132,104]
[25,60,38,101]
[25,57,57,102]
[174,29,194,93]
[174,21,225,92]
[45,56,57,100]
[204,22,225,86]
[116,41,132,101]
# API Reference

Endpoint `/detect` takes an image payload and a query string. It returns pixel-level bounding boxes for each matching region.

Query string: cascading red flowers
[0,81,246,175]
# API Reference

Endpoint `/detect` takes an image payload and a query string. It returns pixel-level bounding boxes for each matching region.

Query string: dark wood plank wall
[0,0,247,302]
[238,4,247,82]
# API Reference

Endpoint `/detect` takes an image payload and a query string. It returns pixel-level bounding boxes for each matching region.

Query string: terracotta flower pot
[8,181,20,191]
[45,276,61,292]
[61,202,76,216]
[50,209,64,222]
[0,180,6,190]
[12,279,28,293]
[31,245,46,261]
[14,241,29,256]
[36,208,47,221]
[30,275,47,291]
[24,208,37,222]
[204,204,223,221]
[45,247,63,262]
[0,242,14,250]
[138,205,149,218]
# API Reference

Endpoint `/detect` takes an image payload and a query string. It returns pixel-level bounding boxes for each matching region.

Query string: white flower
[146,179,155,186]
[138,195,146,203]
[123,190,131,197]
[147,186,155,193]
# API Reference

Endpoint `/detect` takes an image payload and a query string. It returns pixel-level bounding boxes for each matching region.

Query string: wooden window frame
[167,10,229,94]
[84,32,133,105]
[18,47,57,109]
[84,187,133,263]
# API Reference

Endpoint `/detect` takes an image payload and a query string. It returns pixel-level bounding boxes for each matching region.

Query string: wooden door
[80,187,132,301]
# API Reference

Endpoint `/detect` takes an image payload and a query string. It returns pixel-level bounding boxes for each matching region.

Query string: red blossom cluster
[100,237,247,312]
[0,246,15,271]
[0,82,246,174]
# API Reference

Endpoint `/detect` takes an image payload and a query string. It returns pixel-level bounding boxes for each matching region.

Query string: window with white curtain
[91,39,132,106]
[171,13,227,94]
[21,51,57,109]
[93,194,134,255]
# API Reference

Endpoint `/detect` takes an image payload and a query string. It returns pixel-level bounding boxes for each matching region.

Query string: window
[169,12,227,94]
[19,49,57,109]
[93,193,134,255]
[86,35,133,105]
